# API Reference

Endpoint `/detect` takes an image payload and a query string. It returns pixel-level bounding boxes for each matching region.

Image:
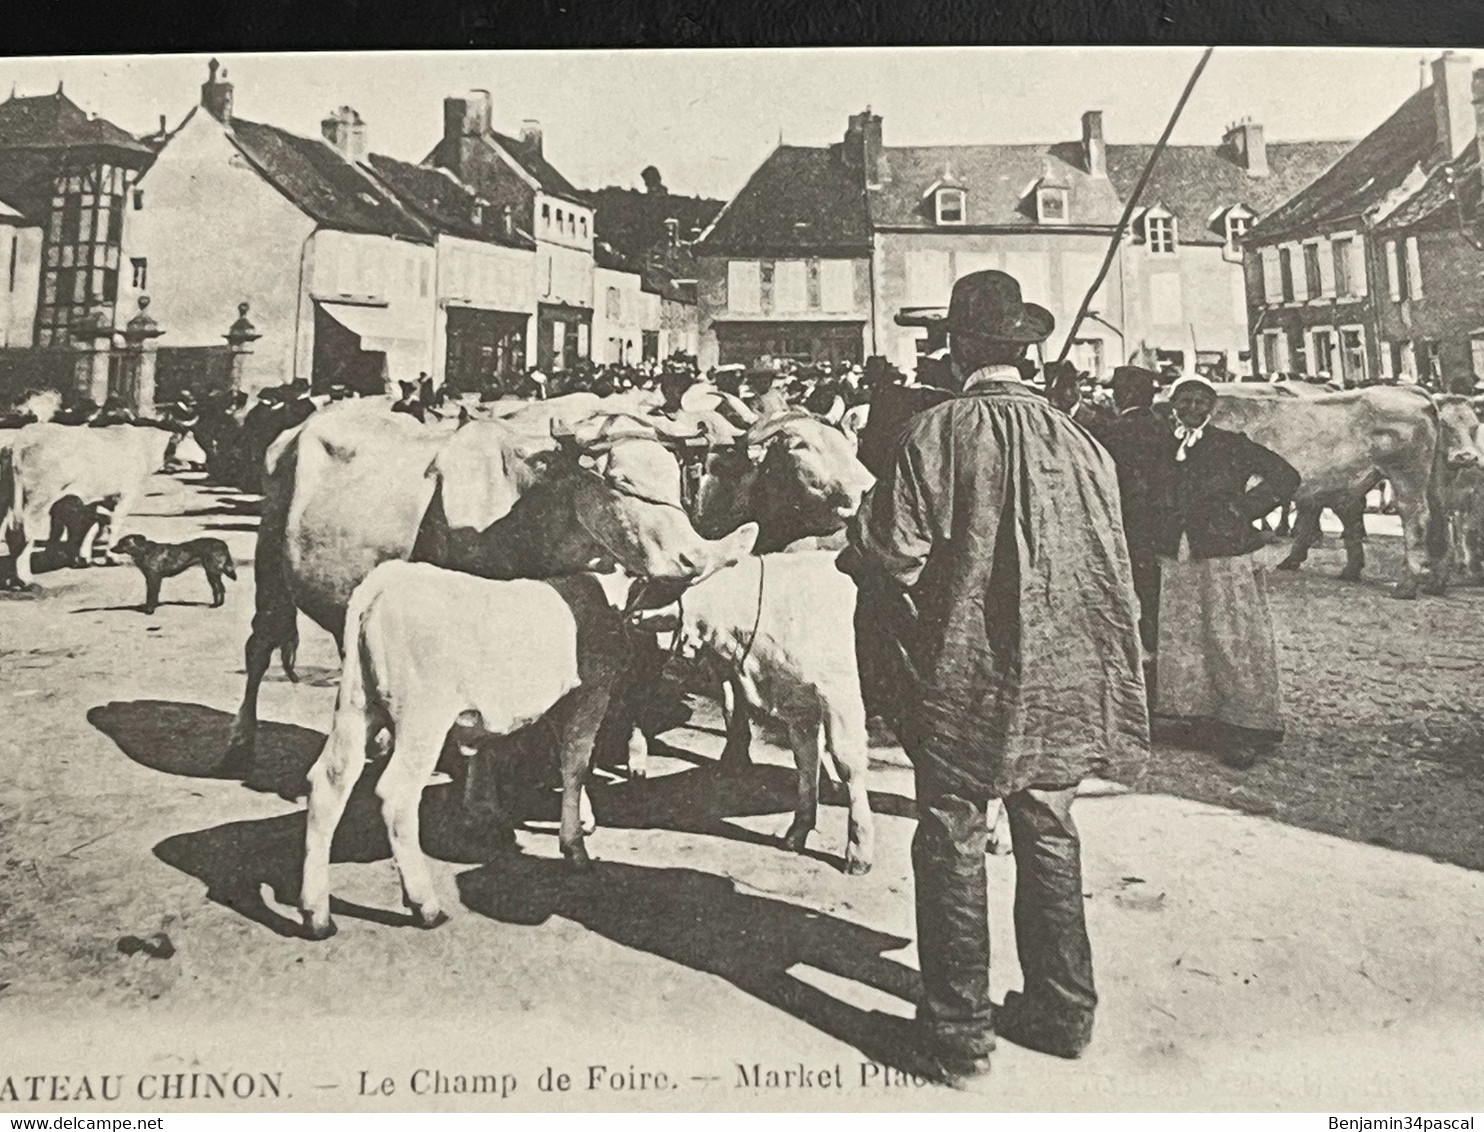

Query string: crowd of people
[2,278,1305,1087]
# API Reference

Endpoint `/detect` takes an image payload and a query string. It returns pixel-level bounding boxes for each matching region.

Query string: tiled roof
[366,153,536,249]
[1249,84,1443,240]
[869,142,1124,228]
[0,90,151,155]
[0,148,57,222]
[488,130,585,203]
[695,145,871,256]
[425,131,587,205]
[1106,140,1352,246]
[227,118,431,242]
[1374,141,1482,232]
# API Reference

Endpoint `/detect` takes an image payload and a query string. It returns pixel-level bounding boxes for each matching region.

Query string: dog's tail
[222,555,238,581]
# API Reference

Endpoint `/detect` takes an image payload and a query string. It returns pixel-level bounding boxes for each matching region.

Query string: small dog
[112,534,237,614]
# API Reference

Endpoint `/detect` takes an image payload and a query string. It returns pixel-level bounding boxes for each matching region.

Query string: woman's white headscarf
[1170,375,1217,462]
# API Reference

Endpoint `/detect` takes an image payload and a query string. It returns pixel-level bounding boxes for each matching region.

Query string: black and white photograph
[1,45,1482,1113]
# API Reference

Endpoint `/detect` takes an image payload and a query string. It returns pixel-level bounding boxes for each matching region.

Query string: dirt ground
[2,472,1483,1113]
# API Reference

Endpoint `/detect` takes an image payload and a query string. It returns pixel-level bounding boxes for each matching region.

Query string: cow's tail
[336,566,382,718]
[249,430,302,682]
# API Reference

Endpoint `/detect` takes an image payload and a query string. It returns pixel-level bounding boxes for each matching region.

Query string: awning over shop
[318,301,424,354]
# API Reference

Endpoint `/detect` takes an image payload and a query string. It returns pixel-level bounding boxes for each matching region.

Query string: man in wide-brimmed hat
[842,269,1148,1085]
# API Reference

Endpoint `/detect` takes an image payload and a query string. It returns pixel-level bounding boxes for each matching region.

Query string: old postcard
[1,46,1482,1115]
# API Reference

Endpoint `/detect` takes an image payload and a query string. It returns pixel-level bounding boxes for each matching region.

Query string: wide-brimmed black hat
[947,270,1055,344]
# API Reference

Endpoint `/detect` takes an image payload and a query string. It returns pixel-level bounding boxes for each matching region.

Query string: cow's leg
[625,726,649,780]
[782,717,823,855]
[718,673,754,772]
[1275,502,1321,571]
[375,711,449,930]
[1274,501,1293,538]
[986,799,1013,856]
[1390,469,1434,599]
[1333,495,1367,582]
[457,724,516,849]
[225,601,299,767]
[822,702,874,875]
[552,685,613,872]
[3,522,34,588]
[300,712,376,940]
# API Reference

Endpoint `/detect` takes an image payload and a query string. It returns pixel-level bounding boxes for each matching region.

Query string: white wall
[303,228,437,384]
[1,220,42,347]
[116,108,315,388]
[592,265,659,364]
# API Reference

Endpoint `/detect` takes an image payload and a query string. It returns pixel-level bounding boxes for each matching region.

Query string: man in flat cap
[842,270,1148,1086]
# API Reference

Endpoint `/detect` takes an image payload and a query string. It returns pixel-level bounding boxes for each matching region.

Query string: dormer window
[1036,186,1069,225]
[471,203,484,226]
[1216,205,1255,254]
[935,187,966,225]
[1143,208,1177,254]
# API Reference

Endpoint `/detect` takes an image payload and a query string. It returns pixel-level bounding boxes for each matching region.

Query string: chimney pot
[1432,52,1476,164]
[201,57,234,124]
[1223,118,1268,177]
[320,105,367,162]
[1082,110,1106,177]
[519,119,543,156]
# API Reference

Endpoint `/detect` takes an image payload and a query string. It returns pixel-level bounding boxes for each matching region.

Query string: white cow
[1,423,173,586]
[300,548,755,939]
[632,550,875,874]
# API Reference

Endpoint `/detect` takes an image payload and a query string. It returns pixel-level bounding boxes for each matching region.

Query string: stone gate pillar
[120,296,165,414]
[225,302,262,394]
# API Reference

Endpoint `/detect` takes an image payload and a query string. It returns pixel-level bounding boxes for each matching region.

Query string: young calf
[299,561,637,940]
[633,551,875,874]
[112,534,236,613]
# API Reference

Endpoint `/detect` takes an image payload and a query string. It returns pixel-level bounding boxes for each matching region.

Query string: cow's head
[558,423,758,582]
[745,411,875,538]
[1435,394,1484,469]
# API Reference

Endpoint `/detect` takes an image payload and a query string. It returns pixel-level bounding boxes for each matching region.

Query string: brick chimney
[845,109,886,188]
[320,106,367,162]
[200,57,233,124]
[1432,51,1476,164]
[520,119,543,156]
[440,90,493,179]
[1223,118,1269,178]
[1082,110,1106,177]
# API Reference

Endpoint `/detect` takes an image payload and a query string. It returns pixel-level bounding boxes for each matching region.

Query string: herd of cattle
[2,376,1482,938]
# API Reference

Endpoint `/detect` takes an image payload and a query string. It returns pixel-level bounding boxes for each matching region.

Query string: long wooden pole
[1057,47,1216,364]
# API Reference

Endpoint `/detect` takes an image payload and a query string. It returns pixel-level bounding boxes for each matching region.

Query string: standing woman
[1155,375,1300,769]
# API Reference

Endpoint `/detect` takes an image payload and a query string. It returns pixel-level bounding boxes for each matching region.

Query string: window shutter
[1350,235,1368,298]
[1317,238,1336,296]
[1290,243,1309,301]
[1261,248,1281,304]
[1405,236,1424,299]
[1385,240,1401,300]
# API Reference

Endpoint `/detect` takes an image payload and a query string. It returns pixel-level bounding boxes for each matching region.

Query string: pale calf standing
[300,561,633,939]
[638,551,875,874]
